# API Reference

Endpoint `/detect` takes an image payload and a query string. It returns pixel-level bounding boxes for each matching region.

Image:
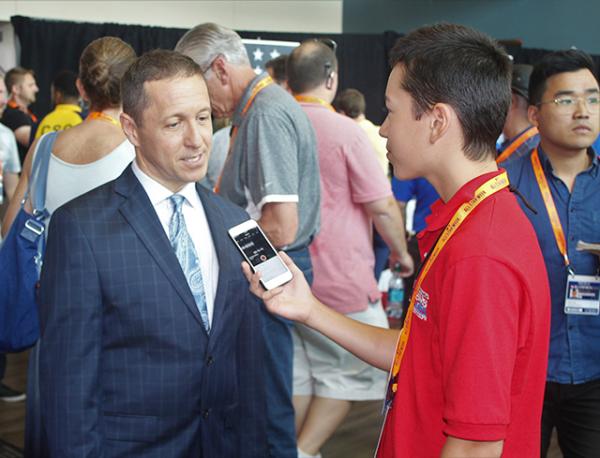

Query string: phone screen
[234,226,289,280]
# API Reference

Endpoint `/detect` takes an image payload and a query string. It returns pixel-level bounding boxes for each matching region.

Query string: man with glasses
[505,49,600,458]
[175,23,320,458]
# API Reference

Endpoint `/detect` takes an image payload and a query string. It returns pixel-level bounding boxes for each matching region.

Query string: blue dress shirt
[505,147,600,384]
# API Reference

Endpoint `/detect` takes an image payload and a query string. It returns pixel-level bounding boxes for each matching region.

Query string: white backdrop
[0,1,342,33]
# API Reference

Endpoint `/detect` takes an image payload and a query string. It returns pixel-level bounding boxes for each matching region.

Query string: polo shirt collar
[537,145,599,178]
[55,103,82,113]
[420,170,504,234]
[232,72,268,127]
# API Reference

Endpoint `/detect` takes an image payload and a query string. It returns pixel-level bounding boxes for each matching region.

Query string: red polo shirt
[377,170,550,457]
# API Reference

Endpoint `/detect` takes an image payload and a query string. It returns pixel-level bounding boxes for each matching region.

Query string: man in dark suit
[38,50,267,457]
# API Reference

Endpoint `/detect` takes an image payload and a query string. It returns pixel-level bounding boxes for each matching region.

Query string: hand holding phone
[228,220,293,290]
[241,250,316,325]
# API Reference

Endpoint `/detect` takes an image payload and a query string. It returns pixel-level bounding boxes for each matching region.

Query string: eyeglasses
[537,95,600,113]
[312,38,337,79]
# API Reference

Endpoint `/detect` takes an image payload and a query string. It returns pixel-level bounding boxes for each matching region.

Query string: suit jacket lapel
[196,184,235,342]
[115,166,205,329]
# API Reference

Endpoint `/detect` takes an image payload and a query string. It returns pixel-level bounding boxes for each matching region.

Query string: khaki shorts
[292,300,389,400]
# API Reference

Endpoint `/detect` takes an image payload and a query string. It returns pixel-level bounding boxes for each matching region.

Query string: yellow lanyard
[294,95,335,111]
[214,76,273,194]
[530,148,570,266]
[496,126,539,164]
[87,111,121,127]
[389,172,510,396]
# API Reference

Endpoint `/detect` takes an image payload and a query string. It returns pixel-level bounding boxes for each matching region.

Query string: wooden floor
[0,352,28,451]
[0,351,562,457]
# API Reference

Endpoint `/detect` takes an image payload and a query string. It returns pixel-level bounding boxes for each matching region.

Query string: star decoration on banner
[243,38,300,75]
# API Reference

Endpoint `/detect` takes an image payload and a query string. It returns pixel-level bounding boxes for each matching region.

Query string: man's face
[203,69,235,119]
[15,73,39,105]
[530,68,600,154]
[380,65,431,179]
[131,75,213,192]
[0,79,7,116]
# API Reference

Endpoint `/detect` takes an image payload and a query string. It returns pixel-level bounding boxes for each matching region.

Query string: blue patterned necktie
[168,194,210,332]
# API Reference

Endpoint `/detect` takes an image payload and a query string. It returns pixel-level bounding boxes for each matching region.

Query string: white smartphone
[228,219,293,290]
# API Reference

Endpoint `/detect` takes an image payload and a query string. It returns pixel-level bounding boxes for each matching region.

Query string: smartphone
[228,219,293,290]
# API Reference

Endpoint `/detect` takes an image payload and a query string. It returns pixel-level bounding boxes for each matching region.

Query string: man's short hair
[389,23,511,161]
[333,88,366,119]
[265,55,288,84]
[52,70,79,99]
[510,64,533,101]
[4,67,35,94]
[174,23,250,72]
[287,40,338,94]
[529,49,596,106]
[121,50,203,124]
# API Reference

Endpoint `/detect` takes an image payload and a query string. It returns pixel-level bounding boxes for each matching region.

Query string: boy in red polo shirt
[243,23,550,458]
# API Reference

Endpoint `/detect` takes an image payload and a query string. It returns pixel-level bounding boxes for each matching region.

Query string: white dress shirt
[132,160,219,325]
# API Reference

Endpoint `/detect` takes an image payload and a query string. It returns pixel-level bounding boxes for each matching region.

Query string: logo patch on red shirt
[413,287,429,321]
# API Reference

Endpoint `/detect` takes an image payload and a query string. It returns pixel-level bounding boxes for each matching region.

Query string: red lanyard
[214,76,273,194]
[496,126,538,164]
[388,172,510,397]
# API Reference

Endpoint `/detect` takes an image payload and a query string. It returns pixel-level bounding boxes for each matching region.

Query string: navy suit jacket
[38,165,267,457]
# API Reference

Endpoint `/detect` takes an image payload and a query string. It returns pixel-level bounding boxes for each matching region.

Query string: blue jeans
[261,246,313,458]
[373,228,389,281]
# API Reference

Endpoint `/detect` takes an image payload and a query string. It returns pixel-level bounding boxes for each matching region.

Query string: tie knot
[170,194,186,214]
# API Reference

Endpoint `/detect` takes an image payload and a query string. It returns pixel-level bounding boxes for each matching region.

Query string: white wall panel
[0,1,342,33]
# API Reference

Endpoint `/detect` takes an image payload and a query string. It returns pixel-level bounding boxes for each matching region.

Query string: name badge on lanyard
[565,274,600,315]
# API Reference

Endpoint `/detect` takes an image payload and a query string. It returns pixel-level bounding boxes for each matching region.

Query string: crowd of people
[0,19,598,458]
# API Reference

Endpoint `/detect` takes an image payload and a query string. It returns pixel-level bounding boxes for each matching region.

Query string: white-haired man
[176,23,321,458]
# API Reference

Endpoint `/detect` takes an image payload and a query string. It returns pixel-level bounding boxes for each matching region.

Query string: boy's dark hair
[333,88,366,119]
[52,70,79,99]
[287,40,337,94]
[389,23,511,161]
[122,49,203,124]
[265,55,288,84]
[529,49,596,106]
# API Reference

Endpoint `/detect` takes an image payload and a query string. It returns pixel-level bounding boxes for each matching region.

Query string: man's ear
[211,55,229,86]
[528,104,539,127]
[120,112,141,148]
[325,71,335,90]
[428,103,452,144]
